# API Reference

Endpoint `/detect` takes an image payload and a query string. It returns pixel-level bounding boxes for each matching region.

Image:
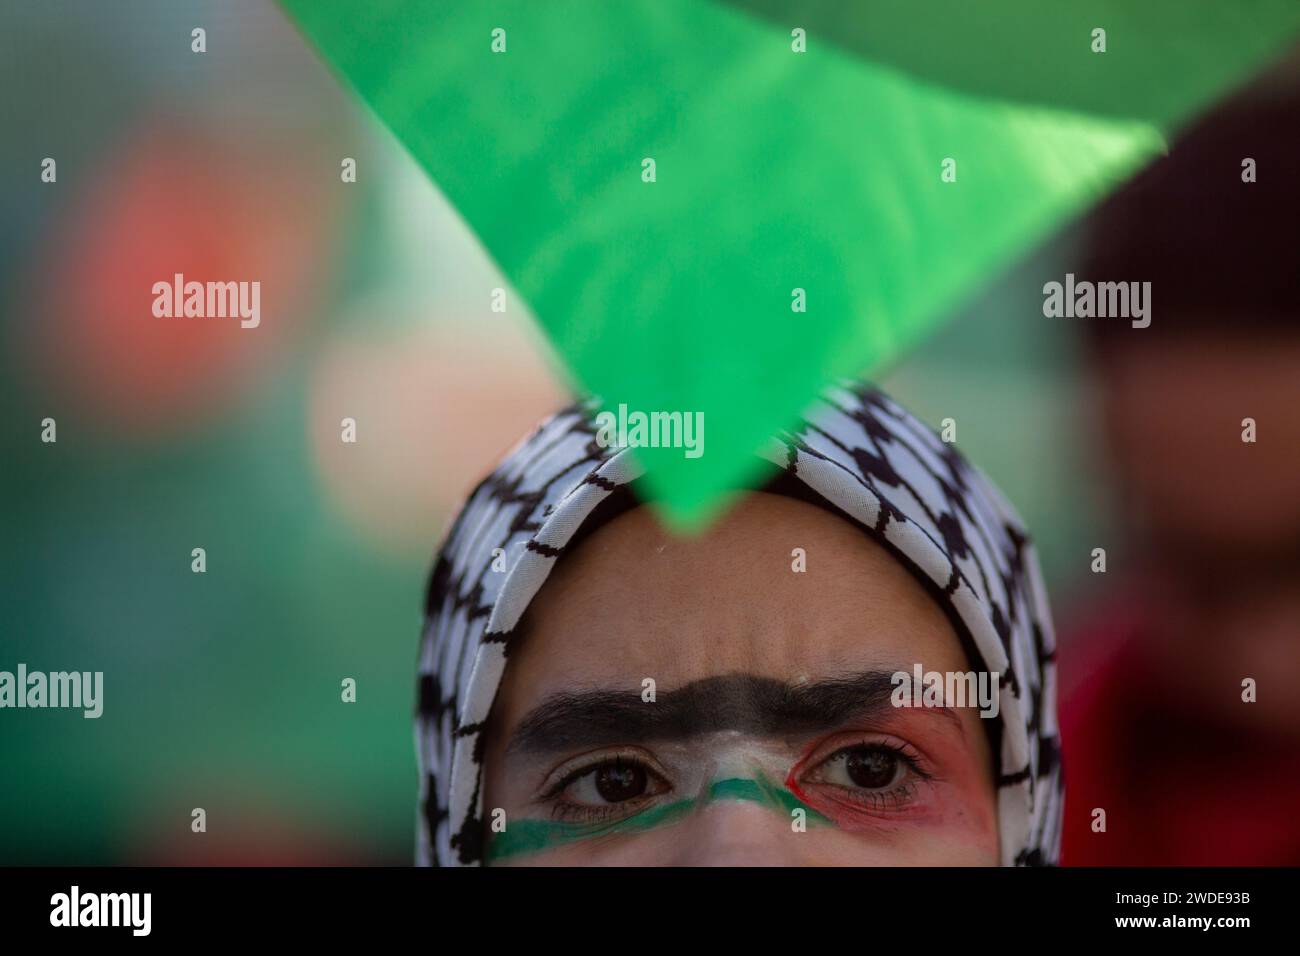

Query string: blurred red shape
[18,120,342,437]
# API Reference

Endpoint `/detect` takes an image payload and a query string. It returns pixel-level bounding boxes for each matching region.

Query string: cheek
[787,772,996,843]
[914,759,1001,860]
[793,792,1000,866]
[777,824,999,866]
[926,784,1001,862]
[490,830,683,867]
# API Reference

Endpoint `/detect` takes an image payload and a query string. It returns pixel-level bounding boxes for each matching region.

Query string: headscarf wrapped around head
[416,381,1061,865]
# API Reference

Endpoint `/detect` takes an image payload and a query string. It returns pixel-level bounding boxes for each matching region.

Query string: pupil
[845,747,897,789]
[594,761,647,802]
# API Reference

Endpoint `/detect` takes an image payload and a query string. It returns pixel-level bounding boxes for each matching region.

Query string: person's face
[481,491,1000,865]
[1093,335,1300,731]
[1096,334,1300,558]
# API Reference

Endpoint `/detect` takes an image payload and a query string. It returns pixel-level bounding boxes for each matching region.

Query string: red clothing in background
[1060,605,1300,865]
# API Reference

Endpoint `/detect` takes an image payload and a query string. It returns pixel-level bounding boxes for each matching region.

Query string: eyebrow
[506,670,959,754]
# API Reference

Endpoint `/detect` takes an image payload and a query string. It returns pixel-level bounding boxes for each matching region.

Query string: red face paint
[783,720,977,833]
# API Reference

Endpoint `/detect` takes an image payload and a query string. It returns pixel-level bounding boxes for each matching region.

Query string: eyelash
[539,749,671,824]
[536,738,933,826]
[790,738,933,818]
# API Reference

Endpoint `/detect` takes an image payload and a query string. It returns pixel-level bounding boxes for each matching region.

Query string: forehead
[494,491,968,718]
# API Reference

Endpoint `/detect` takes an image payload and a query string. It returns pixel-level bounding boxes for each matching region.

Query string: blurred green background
[1,0,1117,864]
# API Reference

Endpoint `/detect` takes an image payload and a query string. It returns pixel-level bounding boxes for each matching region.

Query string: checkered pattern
[416,382,1061,865]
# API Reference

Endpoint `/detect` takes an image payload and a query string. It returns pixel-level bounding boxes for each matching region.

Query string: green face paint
[487,773,828,863]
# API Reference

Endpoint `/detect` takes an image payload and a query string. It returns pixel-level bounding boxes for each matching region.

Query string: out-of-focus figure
[1061,87,1300,864]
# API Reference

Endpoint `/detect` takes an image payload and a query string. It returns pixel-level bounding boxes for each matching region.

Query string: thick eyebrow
[506,670,957,754]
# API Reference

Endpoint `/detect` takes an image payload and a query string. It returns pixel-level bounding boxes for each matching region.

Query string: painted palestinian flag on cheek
[278,0,1300,529]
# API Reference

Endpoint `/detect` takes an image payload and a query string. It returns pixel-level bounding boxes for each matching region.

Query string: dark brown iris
[845,746,898,789]
[594,760,648,802]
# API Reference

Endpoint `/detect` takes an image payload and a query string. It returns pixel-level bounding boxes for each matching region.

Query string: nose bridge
[669,794,803,866]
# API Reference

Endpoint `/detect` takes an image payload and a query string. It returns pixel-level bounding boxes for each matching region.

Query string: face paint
[783,724,977,834]
[489,738,830,862]
[487,791,696,862]
[488,772,829,862]
[421,384,1061,867]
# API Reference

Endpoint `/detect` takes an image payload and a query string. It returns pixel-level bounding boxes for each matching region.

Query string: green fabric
[279,0,1299,526]
[725,1,1300,126]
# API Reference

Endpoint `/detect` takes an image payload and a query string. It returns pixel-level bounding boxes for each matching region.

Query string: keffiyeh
[416,382,1061,865]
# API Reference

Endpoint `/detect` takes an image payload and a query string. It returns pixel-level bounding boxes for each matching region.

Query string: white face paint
[519,730,803,819]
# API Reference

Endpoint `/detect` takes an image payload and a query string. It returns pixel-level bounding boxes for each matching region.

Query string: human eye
[790,735,934,823]
[539,748,673,824]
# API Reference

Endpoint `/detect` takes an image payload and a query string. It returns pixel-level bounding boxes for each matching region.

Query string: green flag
[280,0,1300,527]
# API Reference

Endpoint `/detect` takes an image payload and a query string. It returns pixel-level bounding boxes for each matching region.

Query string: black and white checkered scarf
[416,381,1061,865]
